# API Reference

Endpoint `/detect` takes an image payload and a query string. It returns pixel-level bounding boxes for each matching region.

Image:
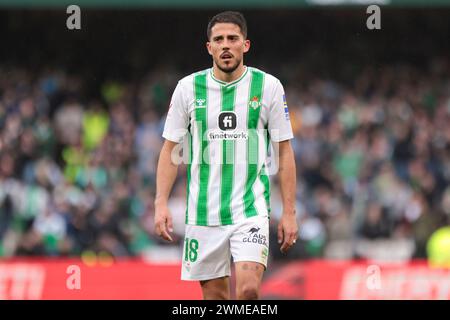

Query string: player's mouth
[220,52,233,60]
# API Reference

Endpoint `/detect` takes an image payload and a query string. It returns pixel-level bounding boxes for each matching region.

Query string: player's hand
[154,204,174,242]
[278,211,298,253]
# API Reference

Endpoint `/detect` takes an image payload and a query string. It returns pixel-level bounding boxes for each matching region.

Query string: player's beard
[215,56,242,74]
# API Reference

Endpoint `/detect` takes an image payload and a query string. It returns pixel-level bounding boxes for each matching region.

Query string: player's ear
[206,41,212,56]
[243,39,250,53]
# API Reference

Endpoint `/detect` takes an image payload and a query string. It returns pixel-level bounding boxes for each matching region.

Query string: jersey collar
[210,66,249,87]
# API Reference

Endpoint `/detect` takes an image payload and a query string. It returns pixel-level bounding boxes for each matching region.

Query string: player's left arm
[267,78,299,253]
[276,139,299,253]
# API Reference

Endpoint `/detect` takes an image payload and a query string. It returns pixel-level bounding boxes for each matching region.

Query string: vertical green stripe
[194,73,209,226]
[185,131,192,224]
[260,165,271,217]
[244,70,264,218]
[219,86,236,225]
[260,125,271,217]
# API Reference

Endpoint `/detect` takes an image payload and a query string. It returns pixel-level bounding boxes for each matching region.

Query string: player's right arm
[154,140,179,242]
[154,79,190,242]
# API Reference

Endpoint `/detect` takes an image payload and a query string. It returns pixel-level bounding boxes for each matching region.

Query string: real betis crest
[249,96,261,110]
[261,247,268,259]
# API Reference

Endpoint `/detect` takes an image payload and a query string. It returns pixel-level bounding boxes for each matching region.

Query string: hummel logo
[195,99,206,107]
[249,227,260,235]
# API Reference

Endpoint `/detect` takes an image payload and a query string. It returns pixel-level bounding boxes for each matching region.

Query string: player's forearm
[155,140,179,207]
[277,140,297,215]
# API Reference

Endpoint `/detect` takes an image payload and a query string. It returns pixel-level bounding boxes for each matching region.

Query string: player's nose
[221,40,231,49]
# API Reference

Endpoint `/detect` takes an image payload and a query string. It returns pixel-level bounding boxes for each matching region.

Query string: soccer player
[154,11,298,300]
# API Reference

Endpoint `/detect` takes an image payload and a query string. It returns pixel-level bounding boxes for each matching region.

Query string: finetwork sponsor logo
[208,130,248,141]
[218,111,237,130]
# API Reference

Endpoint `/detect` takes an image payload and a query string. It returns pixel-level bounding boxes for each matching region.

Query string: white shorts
[181,215,270,281]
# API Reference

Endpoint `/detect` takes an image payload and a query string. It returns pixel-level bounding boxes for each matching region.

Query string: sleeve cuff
[162,132,183,144]
[270,133,294,142]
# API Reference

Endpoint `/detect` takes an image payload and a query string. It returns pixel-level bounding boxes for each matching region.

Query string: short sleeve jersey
[163,66,294,226]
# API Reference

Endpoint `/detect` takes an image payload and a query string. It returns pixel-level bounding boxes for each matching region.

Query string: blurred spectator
[358,203,392,240]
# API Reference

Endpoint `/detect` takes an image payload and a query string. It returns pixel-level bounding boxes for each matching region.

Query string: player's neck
[212,64,247,83]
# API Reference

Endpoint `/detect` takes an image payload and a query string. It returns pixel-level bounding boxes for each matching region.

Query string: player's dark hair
[207,11,247,40]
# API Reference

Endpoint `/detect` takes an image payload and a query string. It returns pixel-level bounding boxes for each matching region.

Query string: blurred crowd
[1,57,450,263]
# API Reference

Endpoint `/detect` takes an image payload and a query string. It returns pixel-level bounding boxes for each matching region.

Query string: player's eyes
[213,37,238,42]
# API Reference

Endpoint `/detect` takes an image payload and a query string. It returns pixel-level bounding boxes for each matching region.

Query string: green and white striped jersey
[163,66,293,226]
